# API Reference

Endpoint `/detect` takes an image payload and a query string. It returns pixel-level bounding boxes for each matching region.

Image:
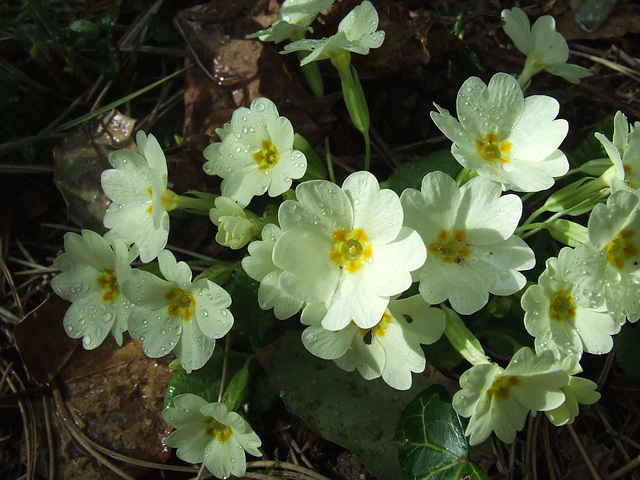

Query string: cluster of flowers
[48,0,640,476]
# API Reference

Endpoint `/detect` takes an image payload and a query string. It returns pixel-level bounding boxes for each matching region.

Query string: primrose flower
[282,0,385,66]
[563,190,640,325]
[246,0,334,43]
[203,98,307,208]
[501,7,592,85]
[301,295,445,390]
[122,250,233,372]
[545,356,600,427]
[522,247,620,359]
[209,197,261,250]
[51,230,135,349]
[453,348,568,445]
[273,171,426,331]
[241,223,303,320]
[431,73,569,192]
[102,131,177,263]
[163,394,261,479]
[596,111,640,192]
[401,172,535,315]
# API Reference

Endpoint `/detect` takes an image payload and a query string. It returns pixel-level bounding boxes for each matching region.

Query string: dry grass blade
[567,424,601,480]
[0,359,36,480]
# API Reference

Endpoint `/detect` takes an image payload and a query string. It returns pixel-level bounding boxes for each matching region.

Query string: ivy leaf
[396,385,488,480]
[615,323,640,380]
[388,149,462,195]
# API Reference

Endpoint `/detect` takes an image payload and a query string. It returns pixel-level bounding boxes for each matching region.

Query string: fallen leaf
[60,337,173,466]
[14,295,77,384]
[53,110,136,231]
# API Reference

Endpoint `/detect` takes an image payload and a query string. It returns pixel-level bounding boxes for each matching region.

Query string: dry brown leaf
[14,295,77,384]
[53,110,136,232]
[60,338,173,466]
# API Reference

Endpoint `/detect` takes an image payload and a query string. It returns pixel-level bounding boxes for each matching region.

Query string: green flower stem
[298,52,324,97]
[176,190,219,215]
[475,330,524,355]
[516,57,541,90]
[363,129,371,172]
[330,51,372,171]
[222,355,255,412]
[324,136,336,184]
[441,305,491,366]
[455,168,478,187]
[516,211,566,239]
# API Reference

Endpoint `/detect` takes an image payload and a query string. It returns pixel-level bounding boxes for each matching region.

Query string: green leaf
[97,3,120,30]
[257,331,457,480]
[615,323,640,380]
[164,350,245,408]
[194,261,237,286]
[388,150,462,196]
[571,114,614,165]
[396,385,488,480]
[95,39,117,79]
[228,268,278,348]
[69,19,99,42]
[574,0,616,32]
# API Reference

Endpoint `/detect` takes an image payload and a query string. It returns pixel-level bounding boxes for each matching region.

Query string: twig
[530,414,542,480]
[597,349,616,389]
[610,454,640,480]
[42,397,55,480]
[218,333,232,403]
[543,421,557,480]
[570,50,640,83]
[247,461,331,480]
[567,424,601,480]
[195,462,207,480]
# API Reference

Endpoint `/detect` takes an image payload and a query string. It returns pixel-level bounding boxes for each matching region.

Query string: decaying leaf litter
[1,0,640,478]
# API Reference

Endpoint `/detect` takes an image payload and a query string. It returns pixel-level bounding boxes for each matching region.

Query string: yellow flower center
[330,228,373,273]
[549,289,577,322]
[624,165,636,188]
[253,139,279,171]
[97,268,120,302]
[476,132,512,163]
[428,229,471,264]
[204,417,232,444]
[605,229,638,270]
[146,186,179,215]
[358,311,393,341]
[165,288,196,322]
[487,375,520,400]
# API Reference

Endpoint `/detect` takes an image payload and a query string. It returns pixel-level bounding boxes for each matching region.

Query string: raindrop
[102,312,112,322]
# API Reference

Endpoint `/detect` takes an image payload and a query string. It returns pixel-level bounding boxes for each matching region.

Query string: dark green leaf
[396,385,488,480]
[257,332,457,480]
[194,261,237,286]
[148,14,181,45]
[164,350,245,408]
[95,39,117,79]
[388,150,462,196]
[228,268,278,348]
[615,323,640,380]
[574,0,617,32]
[97,3,120,30]
[571,114,614,165]
[69,19,99,42]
